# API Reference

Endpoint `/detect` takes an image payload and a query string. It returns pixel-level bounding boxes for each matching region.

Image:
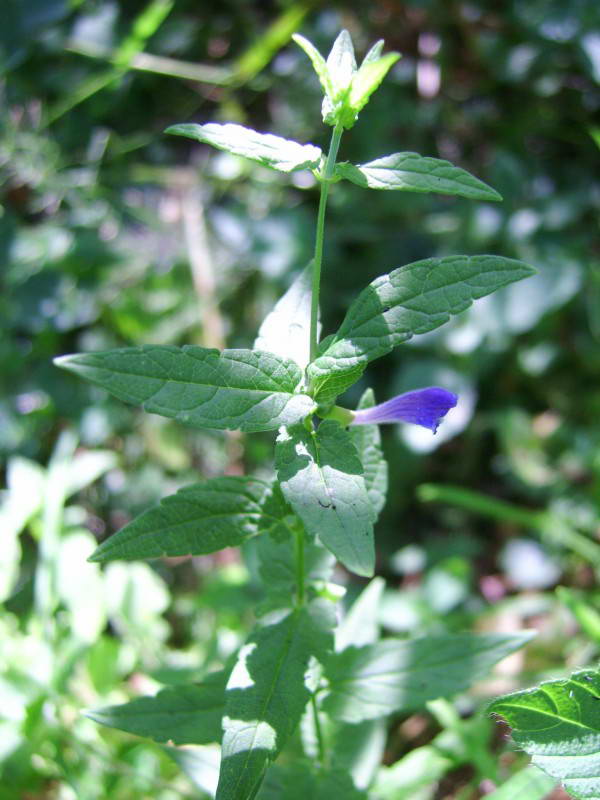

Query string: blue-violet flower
[351,387,458,433]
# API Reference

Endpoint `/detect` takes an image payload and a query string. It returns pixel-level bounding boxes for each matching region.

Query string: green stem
[293,524,306,607]
[311,693,326,766]
[309,122,343,363]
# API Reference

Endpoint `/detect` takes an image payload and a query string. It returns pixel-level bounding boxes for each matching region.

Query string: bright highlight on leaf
[166,122,322,173]
[490,668,600,800]
[308,255,536,403]
[276,421,376,577]
[336,152,502,201]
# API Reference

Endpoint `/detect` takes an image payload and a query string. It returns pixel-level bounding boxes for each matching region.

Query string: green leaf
[335,153,501,201]
[335,576,385,652]
[292,34,334,100]
[55,346,315,433]
[484,767,556,800]
[329,719,387,791]
[85,671,226,745]
[257,762,368,800]
[216,602,334,800]
[323,631,534,723]
[349,52,400,114]
[165,122,322,173]
[490,668,600,800]
[89,476,275,563]
[322,30,357,127]
[350,389,388,518]
[275,421,376,577]
[308,255,536,403]
[254,264,317,370]
[325,29,356,96]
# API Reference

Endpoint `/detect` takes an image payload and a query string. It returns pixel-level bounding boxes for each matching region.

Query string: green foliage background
[2,1,600,798]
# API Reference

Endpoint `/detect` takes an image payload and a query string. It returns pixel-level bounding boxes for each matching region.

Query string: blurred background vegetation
[2,1,600,798]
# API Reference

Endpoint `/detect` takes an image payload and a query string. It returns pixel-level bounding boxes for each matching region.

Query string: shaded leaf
[336,152,501,201]
[323,632,534,723]
[276,421,376,577]
[484,767,556,800]
[335,576,385,652]
[89,476,274,563]
[216,602,334,800]
[257,762,368,799]
[166,122,322,173]
[308,256,536,403]
[490,668,600,800]
[55,346,314,433]
[85,671,227,745]
[350,388,388,518]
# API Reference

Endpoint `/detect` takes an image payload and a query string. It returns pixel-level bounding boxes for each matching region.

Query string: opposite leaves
[166,122,322,173]
[55,346,314,433]
[309,255,536,403]
[276,421,376,577]
[490,668,600,800]
[217,602,334,800]
[336,152,502,201]
[89,477,280,563]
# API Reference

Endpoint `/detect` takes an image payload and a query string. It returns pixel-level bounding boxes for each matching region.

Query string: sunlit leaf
[336,152,501,201]
[276,421,376,577]
[490,668,600,800]
[166,122,322,173]
[55,346,315,433]
[216,601,334,800]
[254,264,317,370]
[309,256,536,402]
[349,52,400,114]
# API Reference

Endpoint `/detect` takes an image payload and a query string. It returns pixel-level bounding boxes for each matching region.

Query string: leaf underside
[349,389,388,519]
[55,345,314,432]
[166,122,322,172]
[490,668,600,800]
[309,255,536,403]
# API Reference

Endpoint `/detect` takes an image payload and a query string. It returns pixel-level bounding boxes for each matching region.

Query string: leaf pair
[293,30,400,129]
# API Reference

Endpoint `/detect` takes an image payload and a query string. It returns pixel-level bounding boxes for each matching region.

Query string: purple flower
[351,387,458,433]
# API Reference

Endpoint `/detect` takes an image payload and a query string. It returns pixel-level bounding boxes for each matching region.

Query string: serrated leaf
[89,476,275,563]
[216,602,334,800]
[292,34,334,100]
[336,152,501,201]
[350,389,388,518]
[254,264,318,370]
[308,255,536,402]
[55,346,314,433]
[85,671,226,745]
[490,668,600,800]
[349,52,400,113]
[166,123,322,173]
[322,631,534,723]
[275,421,376,577]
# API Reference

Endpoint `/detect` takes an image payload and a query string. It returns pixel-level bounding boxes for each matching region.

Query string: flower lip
[351,386,458,433]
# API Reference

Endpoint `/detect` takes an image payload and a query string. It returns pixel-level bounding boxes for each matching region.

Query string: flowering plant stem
[310,121,344,363]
